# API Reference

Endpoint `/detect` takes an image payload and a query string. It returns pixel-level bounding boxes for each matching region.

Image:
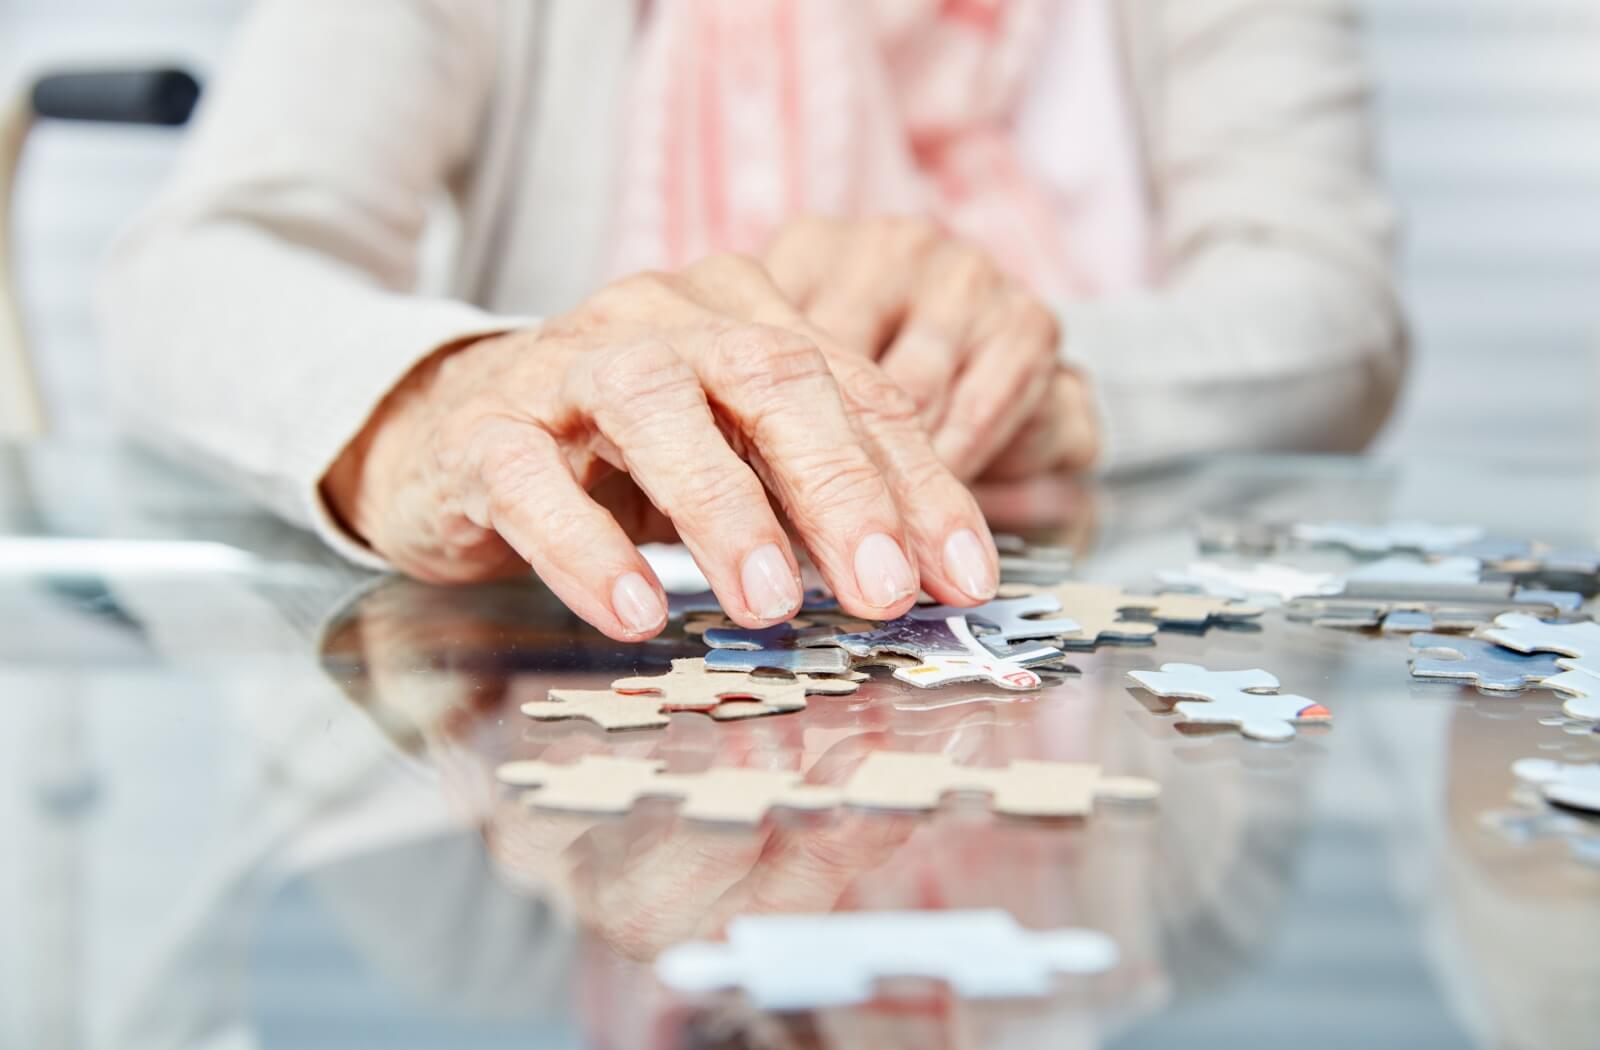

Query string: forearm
[1062,242,1404,473]
[97,218,520,558]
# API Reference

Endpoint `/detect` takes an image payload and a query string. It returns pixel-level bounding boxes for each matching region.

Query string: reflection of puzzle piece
[1408,634,1563,692]
[1291,520,1483,555]
[497,755,839,823]
[1127,663,1331,742]
[522,658,820,730]
[835,616,1063,690]
[667,588,837,619]
[842,751,1157,817]
[1157,562,1343,604]
[657,909,1118,1010]
[1513,757,1600,814]
[1479,807,1600,866]
[911,593,1080,642]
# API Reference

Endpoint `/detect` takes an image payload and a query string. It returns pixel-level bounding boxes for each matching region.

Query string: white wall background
[5,0,1600,456]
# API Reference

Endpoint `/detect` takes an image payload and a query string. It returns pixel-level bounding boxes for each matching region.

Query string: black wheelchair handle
[31,69,200,126]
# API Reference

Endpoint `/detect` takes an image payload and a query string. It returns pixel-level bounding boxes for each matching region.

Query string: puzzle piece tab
[1408,634,1564,693]
[497,755,840,823]
[657,909,1118,1010]
[1127,663,1331,742]
[1540,663,1600,722]
[1482,613,1600,662]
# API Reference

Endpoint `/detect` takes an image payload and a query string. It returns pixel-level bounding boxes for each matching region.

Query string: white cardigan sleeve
[1064,0,1406,473]
[97,0,517,562]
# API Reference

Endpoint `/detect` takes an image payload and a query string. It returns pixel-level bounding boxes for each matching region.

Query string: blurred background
[3,0,1599,460]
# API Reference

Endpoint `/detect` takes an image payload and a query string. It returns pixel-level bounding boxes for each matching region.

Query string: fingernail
[943,528,997,601]
[741,543,801,620]
[612,572,666,635]
[854,532,916,609]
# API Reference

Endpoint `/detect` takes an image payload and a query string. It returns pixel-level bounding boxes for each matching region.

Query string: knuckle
[710,327,829,396]
[793,456,887,517]
[1010,295,1060,349]
[837,364,921,428]
[671,459,765,520]
[588,342,699,410]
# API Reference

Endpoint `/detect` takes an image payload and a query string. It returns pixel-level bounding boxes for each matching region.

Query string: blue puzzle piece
[1409,634,1563,692]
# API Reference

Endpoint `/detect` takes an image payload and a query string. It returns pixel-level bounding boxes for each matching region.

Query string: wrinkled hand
[324,254,1000,641]
[765,216,1100,480]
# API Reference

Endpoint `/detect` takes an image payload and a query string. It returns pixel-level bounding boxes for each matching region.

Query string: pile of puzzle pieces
[1170,519,1598,634]
[523,575,1264,731]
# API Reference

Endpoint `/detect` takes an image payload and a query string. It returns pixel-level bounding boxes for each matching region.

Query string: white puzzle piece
[1127,663,1332,742]
[1482,613,1600,661]
[656,909,1118,1009]
[1540,664,1600,722]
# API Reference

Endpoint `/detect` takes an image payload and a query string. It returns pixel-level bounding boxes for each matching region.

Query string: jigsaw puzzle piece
[1127,663,1330,742]
[849,616,1062,690]
[1512,758,1600,815]
[841,752,1157,818]
[1407,634,1563,692]
[910,593,1080,642]
[1482,613,1600,661]
[1001,582,1159,647]
[704,647,853,675]
[1479,807,1600,866]
[1120,591,1264,628]
[656,909,1118,1009]
[1541,664,1600,722]
[520,690,674,730]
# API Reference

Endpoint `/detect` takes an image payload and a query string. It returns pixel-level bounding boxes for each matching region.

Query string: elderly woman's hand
[323,254,999,641]
[764,216,1100,481]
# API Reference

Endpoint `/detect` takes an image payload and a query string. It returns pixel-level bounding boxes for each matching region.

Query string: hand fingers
[678,254,928,619]
[566,340,806,628]
[933,291,1060,480]
[769,217,940,357]
[827,352,1000,606]
[450,413,672,642]
[981,368,1101,481]
[875,240,1002,424]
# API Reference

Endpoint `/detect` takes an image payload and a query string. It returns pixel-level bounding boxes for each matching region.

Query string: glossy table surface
[1,443,1597,1050]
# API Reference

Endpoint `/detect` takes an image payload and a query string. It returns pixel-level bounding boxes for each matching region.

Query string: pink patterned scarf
[610,0,1150,302]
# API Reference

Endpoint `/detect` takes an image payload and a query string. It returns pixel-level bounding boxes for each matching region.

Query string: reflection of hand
[765,216,1100,481]
[486,796,915,963]
[325,253,1000,641]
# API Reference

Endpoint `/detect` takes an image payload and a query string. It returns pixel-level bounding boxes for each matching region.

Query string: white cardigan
[98,0,1404,563]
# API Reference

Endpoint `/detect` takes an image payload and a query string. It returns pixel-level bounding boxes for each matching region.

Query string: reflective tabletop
[1,443,1597,1050]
